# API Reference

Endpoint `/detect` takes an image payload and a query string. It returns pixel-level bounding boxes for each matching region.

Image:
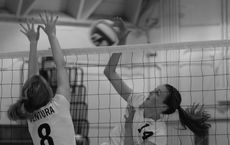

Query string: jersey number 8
[38,123,54,145]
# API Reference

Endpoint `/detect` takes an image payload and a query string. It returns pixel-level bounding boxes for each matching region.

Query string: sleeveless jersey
[101,92,167,145]
[27,94,76,145]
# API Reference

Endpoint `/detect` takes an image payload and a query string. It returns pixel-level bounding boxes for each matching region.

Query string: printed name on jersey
[30,105,56,122]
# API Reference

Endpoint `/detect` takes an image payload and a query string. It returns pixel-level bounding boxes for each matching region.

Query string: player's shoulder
[128,92,147,106]
[53,94,70,105]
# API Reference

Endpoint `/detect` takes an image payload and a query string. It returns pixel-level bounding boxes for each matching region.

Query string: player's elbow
[104,67,116,79]
[104,68,110,78]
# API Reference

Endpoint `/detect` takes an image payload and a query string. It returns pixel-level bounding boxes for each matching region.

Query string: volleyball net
[0,40,230,145]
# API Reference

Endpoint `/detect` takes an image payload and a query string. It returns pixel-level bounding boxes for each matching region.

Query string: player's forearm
[104,53,122,76]
[124,129,134,145]
[28,41,39,78]
[48,35,66,67]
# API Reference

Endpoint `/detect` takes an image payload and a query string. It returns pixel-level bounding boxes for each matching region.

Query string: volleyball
[89,19,119,46]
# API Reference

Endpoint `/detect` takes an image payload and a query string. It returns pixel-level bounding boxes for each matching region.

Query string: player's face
[143,85,169,110]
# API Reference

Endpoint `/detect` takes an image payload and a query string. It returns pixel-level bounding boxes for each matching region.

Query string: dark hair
[163,84,211,137]
[7,75,53,120]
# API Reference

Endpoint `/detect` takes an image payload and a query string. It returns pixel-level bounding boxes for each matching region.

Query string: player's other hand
[124,105,135,129]
[113,17,131,45]
[20,18,40,42]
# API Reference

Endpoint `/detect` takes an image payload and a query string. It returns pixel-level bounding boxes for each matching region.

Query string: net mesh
[0,40,230,145]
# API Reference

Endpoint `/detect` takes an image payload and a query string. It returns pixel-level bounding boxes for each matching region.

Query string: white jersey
[102,93,167,145]
[27,94,76,145]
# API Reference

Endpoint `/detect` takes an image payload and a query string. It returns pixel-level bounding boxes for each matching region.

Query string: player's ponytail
[163,84,211,137]
[7,75,53,121]
[177,104,211,136]
[7,99,31,120]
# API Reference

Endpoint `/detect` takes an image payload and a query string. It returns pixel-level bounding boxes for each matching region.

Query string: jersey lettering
[142,131,154,140]
[138,123,149,133]
[138,123,154,140]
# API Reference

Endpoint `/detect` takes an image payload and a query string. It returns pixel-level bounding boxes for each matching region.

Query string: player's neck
[143,108,161,121]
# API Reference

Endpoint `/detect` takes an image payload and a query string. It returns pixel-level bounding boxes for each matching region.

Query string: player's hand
[124,105,135,129]
[20,18,40,42]
[39,11,58,37]
[113,17,131,45]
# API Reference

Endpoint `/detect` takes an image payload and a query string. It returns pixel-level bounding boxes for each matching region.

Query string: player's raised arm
[39,11,71,102]
[104,17,132,101]
[20,18,40,78]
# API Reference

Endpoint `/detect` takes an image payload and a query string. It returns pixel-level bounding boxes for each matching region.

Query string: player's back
[27,94,76,145]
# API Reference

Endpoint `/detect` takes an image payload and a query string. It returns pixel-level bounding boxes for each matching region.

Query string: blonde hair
[7,75,53,120]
